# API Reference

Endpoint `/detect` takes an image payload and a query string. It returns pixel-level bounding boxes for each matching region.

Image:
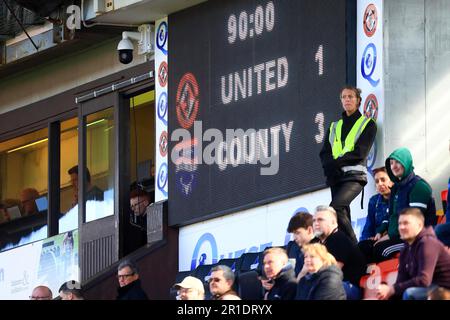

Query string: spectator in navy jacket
[262,247,297,300]
[360,167,393,240]
[358,166,393,262]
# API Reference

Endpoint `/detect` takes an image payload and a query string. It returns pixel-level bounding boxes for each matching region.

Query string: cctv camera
[117,37,134,64]
[117,31,140,64]
[117,26,154,64]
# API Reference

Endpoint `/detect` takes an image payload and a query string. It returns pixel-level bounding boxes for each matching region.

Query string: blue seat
[194,263,222,300]
[175,270,192,283]
[235,252,263,275]
[215,257,241,292]
[216,258,239,273]
[193,263,217,283]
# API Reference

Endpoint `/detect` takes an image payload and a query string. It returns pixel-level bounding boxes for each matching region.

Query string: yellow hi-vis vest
[329,115,372,160]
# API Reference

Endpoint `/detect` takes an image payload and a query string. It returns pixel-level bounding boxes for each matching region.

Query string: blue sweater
[360,194,389,240]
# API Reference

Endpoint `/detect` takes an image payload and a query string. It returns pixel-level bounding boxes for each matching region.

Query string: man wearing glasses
[127,187,155,252]
[130,188,153,229]
[173,276,205,300]
[209,265,240,300]
[30,285,52,300]
[116,260,148,300]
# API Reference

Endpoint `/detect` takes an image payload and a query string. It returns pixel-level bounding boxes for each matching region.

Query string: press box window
[0,127,49,251]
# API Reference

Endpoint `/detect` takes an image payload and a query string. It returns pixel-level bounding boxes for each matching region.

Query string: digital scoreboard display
[168,0,354,226]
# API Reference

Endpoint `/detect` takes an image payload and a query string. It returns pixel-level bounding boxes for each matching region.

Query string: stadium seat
[437,189,448,224]
[359,257,399,299]
[216,257,239,273]
[237,270,264,300]
[193,263,218,300]
[193,263,217,283]
[442,189,448,210]
[235,251,264,275]
[175,270,193,283]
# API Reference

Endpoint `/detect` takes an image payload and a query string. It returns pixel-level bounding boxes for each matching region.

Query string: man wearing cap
[173,276,205,300]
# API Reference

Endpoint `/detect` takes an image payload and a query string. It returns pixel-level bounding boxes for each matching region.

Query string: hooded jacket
[394,226,450,296]
[378,148,433,238]
[296,264,346,300]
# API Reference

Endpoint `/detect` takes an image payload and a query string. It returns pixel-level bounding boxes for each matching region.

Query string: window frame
[0,63,153,249]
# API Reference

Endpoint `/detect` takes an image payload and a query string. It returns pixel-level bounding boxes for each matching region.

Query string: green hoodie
[378,148,432,238]
[385,147,414,182]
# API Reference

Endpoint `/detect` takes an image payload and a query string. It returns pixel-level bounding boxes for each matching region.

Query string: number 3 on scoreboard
[314,112,325,144]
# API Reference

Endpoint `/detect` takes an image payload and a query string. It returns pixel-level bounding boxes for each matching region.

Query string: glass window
[85,108,115,222]
[130,90,155,186]
[126,90,155,253]
[59,118,79,233]
[0,127,49,251]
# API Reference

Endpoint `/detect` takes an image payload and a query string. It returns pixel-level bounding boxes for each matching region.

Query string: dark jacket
[116,279,149,300]
[360,193,389,240]
[394,226,450,297]
[286,240,304,276]
[379,148,433,238]
[317,229,367,286]
[320,110,377,186]
[266,264,297,300]
[296,265,346,300]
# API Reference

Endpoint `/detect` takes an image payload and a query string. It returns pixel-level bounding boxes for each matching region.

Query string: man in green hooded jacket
[370,147,435,260]
[380,147,434,236]
[362,147,435,262]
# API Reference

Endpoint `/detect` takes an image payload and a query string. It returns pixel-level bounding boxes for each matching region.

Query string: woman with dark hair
[319,85,377,243]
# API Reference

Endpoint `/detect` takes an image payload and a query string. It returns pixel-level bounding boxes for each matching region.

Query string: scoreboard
[168,0,354,226]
